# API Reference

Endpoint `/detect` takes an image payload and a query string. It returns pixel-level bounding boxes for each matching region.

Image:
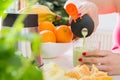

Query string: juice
[73,28,88,66]
[73,47,87,66]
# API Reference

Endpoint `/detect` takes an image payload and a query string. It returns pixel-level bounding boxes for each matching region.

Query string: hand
[78,1,99,31]
[79,49,120,75]
[65,0,99,31]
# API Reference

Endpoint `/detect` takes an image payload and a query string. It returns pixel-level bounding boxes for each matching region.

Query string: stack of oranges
[38,21,73,43]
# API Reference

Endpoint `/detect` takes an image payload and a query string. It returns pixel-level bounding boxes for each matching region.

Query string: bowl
[41,42,72,58]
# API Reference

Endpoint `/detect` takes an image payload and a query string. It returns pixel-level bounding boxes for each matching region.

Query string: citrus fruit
[55,25,73,43]
[39,30,56,42]
[38,21,56,33]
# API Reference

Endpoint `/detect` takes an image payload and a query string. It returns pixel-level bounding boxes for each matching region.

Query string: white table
[43,49,120,80]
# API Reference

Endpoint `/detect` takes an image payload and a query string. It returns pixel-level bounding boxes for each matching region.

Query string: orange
[55,25,73,43]
[39,30,56,43]
[38,21,56,33]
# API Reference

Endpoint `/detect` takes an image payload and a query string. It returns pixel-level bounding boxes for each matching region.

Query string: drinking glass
[73,39,101,66]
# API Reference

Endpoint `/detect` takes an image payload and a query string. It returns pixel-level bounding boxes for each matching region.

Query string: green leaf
[20,65,44,80]
[0,0,14,17]
[0,0,44,80]
[31,33,42,56]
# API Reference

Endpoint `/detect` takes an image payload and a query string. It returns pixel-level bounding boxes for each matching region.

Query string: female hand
[77,1,99,31]
[65,0,99,31]
[78,49,120,75]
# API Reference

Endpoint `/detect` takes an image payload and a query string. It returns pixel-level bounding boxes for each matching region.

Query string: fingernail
[82,52,86,56]
[67,23,71,26]
[112,46,119,50]
[78,58,82,62]
[78,13,81,16]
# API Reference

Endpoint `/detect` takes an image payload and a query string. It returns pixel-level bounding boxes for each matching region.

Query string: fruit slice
[66,69,81,79]
[91,64,99,74]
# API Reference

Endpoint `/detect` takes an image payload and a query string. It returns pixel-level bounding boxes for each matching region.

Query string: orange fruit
[55,25,73,43]
[38,21,56,33]
[39,30,56,42]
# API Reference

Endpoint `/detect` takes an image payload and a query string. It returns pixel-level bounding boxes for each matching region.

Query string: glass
[73,46,86,66]
[73,39,101,66]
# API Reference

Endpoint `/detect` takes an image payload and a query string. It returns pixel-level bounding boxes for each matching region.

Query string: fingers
[78,57,113,74]
[84,49,109,57]
[80,57,106,64]
[78,5,88,16]
[78,2,91,17]
[81,63,111,73]
[96,65,111,72]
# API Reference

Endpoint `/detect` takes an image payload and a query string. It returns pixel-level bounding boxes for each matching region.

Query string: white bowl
[41,42,72,58]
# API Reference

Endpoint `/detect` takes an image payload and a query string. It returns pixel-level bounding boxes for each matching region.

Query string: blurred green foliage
[0,0,43,80]
[0,0,14,18]
[38,0,69,26]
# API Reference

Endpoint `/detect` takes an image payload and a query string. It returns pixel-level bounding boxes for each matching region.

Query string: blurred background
[1,0,117,30]
[0,0,117,50]
[98,13,117,31]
